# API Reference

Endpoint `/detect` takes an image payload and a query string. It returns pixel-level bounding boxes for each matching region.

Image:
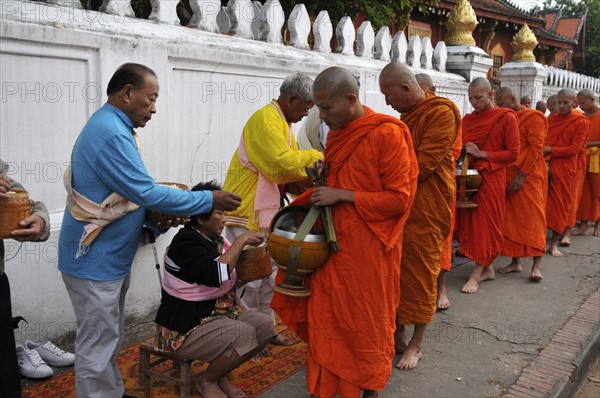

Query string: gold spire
[511,23,538,62]
[445,0,478,46]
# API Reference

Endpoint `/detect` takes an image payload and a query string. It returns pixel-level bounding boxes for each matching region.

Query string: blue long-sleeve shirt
[58,103,213,281]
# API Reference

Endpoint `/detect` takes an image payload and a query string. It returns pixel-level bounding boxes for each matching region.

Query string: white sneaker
[25,340,75,367]
[16,345,54,379]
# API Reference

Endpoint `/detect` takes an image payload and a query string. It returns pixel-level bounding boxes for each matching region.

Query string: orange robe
[440,131,463,272]
[456,108,520,266]
[397,94,461,325]
[576,111,600,222]
[545,112,590,234]
[501,109,548,258]
[272,107,418,396]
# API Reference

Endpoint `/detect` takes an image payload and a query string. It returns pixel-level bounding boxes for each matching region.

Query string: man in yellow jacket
[223,73,323,348]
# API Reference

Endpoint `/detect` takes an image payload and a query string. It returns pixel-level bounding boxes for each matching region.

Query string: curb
[504,289,600,398]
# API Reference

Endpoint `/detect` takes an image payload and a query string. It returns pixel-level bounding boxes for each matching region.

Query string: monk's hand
[464,142,487,159]
[508,172,525,193]
[11,215,46,242]
[311,187,354,206]
[0,176,11,198]
[212,191,242,211]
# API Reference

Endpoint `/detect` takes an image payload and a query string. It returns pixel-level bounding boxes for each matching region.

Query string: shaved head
[536,101,546,113]
[494,87,519,111]
[576,88,599,114]
[379,62,425,113]
[415,73,435,92]
[577,88,595,100]
[557,88,577,100]
[313,66,360,99]
[520,95,532,108]
[546,95,558,115]
[469,77,492,92]
[313,66,364,130]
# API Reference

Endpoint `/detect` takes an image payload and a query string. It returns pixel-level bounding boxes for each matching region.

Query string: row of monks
[274,64,599,396]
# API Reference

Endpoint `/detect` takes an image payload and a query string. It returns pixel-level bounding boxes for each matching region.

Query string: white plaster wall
[1,0,468,343]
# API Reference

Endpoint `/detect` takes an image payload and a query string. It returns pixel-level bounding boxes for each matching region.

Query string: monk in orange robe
[573,89,600,236]
[546,95,558,115]
[272,67,418,398]
[455,78,520,294]
[494,87,548,280]
[378,65,460,371]
[414,73,462,311]
[545,89,590,256]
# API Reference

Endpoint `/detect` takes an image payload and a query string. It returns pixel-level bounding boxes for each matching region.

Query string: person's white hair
[280,73,314,102]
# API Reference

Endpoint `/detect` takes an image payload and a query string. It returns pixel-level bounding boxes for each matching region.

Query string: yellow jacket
[223,101,323,231]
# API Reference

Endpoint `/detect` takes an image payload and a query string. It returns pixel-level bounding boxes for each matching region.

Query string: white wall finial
[227,0,255,39]
[421,36,434,69]
[407,35,422,68]
[313,10,333,53]
[251,1,263,39]
[288,4,311,49]
[100,0,135,18]
[374,26,392,61]
[391,31,408,63]
[335,16,355,55]
[356,21,375,58]
[217,6,231,33]
[190,0,221,31]
[149,0,181,25]
[433,41,448,72]
[259,0,285,43]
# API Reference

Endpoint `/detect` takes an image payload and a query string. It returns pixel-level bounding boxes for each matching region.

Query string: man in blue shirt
[58,63,241,398]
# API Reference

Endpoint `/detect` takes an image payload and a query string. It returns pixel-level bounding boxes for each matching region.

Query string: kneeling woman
[154,181,275,398]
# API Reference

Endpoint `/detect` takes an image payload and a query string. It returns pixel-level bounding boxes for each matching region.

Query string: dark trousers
[0,272,21,398]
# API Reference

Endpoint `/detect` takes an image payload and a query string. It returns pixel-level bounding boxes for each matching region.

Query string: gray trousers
[62,272,130,398]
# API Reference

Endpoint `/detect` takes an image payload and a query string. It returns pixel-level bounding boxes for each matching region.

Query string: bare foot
[461,277,479,294]
[530,267,543,281]
[549,245,563,257]
[218,376,245,398]
[594,221,600,237]
[196,375,227,398]
[258,347,272,357]
[571,224,589,236]
[394,327,408,354]
[362,390,379,398]
[271,334,293,346]
[436,289,451,311]
[395,346,423,370]
[559,235,571,246]
[497,261,522,274]
[478,266,495,282]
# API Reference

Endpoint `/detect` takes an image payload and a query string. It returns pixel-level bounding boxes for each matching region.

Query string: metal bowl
[456,169,480,176]
[271,226,326,242]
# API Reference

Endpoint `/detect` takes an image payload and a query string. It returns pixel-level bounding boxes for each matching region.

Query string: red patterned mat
[22,328,306,398]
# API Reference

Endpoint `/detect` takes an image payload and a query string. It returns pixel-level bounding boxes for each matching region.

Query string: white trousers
[224,225,277,323]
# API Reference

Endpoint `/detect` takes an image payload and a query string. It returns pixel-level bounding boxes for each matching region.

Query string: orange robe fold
[272,107,418,395]
[440,131,463,272]
[501,109,548,258]
[576,111,600,222]
[456,107,520,266]
[545,112,590,233]
[396,94,461,325]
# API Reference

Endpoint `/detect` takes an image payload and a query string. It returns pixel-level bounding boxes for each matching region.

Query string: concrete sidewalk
[259,233,600,398]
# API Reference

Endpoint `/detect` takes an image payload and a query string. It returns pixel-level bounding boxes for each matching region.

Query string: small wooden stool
[138,341,203,398]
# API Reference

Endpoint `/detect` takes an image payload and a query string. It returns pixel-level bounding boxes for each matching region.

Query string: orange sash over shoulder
[456,107,520,266]
[396,94,460,324]
[501,109,547,257]
[576,111,600,221]
[272,106,418,395]
[545,112,590,233]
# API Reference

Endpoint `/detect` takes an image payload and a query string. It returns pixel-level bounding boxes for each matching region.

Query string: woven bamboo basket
[146,182,189,225]
[236,243,272,283]
[0,190,31,239]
